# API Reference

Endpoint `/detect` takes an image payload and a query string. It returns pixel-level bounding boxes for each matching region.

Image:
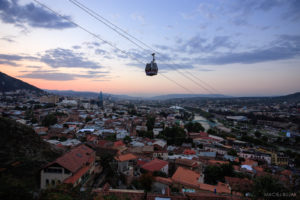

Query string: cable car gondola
[145,53,158,76]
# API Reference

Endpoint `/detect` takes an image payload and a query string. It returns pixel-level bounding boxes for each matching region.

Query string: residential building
[40,144,96,189]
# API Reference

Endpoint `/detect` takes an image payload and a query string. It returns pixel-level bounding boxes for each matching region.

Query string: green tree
[252,175,287,199]
[42,113,57,127]
[85,116,92,123]
[146,116,155,131]
[204,165,223,184]
[184,122,204,132]
[139,173,154,191]
[204,164,234,184]
[137,130,153,139]
[159,126,187,145]
[254,131,262,138]
[227,149,237,156]
[123,135,132,144]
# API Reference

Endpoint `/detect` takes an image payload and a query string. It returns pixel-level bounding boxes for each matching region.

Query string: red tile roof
[155,177,173,185]
[64,165,90,184]
[199,182,231,194]
[183,149,196,155]
[47,144,95,173]
[281,169,292,176]
[175,158,198,167]
[207,160,229,166]
[225,176,253,193]
[242,159,257,166]
[114,140,125,147]
[114,153,137,162]
[172,167,202,188]
[141,159,168,172]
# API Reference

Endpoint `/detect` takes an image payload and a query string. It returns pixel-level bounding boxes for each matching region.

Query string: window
[51,180,55,186]
[46,179,49,186]
[44,167,63,173]
[64,168,71,174]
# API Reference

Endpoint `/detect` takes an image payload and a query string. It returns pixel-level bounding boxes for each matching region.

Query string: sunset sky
[0,0,300,97]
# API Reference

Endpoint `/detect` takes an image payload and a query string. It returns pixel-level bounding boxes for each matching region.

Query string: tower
[98,91,103,108]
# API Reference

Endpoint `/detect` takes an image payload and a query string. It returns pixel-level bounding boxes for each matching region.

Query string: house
[199,151,216,158]
[141,159,169,175]
[188,132,208,139]
[171,167,204,190]
[153,139,167,150]
[153,177,172,194]
[174,158,201,171]
[225,176,253,194]
[114,153,137,173]
[153,150,168,160]
[40,144,96,189]
[183,149,196,155]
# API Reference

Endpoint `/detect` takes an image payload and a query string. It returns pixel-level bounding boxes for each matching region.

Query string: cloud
[177,35,235,54]
[0,53,37,66]
[18,70,108,81]
[0,59,18,66]
[0,0,74,29]
[229,0,300,26]
[72,45,81,49]
[282,0,300,21]
[0,36,15,43]
[26,65,42,69]
[40,48,103,69]
[197,35,300,65]
[95,49,107,55]
[130,13,145,24]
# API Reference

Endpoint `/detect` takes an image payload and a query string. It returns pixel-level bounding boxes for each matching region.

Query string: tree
[184,122,204,133]
[252,175,287,199]
[85,116,92,123]
[146,116,155,131]
[123,135,132,144]
[204,164,234,184]
[262,135,268,142]
[42,114,57,127]
[137,130,153,139]
[204,165,223,184]
[106,134,116,142]
[254,131,262,138]
[139,173,154,191]
[227,149,237,156]
[159,126,187,145]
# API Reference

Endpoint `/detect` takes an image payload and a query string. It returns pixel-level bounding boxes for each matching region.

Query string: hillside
[0,117,61,200]
[0,71,43,93]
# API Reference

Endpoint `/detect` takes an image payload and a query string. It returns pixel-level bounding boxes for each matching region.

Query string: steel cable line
[69,0,221,95]
[33,0,195,94]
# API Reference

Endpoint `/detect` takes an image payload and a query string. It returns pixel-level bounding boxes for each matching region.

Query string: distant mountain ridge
[149,93,229,100]
[46,89,143,100]
[0,71,42,93]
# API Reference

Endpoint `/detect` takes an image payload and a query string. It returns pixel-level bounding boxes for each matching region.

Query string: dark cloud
[0,0,74,29]
[18,70,108,81]
[197,35,300,65]
[40,48,103,69]
[0,59,18,66]
[0,53,36,66]
[282,0,300,21]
